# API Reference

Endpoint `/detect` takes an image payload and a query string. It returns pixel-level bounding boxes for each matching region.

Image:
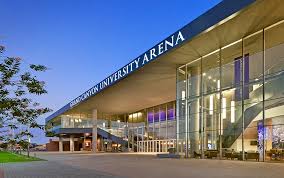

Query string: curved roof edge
[46,0,256,123]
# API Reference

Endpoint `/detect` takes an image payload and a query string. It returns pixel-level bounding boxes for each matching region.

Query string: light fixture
[209,95,213,115]
[231,101,235,123]
[182,91,186,100]
[222,97,226,119]
[208,76,212,79]
[217,80,220,89]
[203,73,206,76]
[117,120,120,123]
[217,80,221,99]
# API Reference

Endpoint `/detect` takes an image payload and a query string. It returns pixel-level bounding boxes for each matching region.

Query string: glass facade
[46,101,176,153]
[46,114,93,132]
[45,18,284,161]
[176,20,284,161]
[96,113,127,139]
[128,101,176,152]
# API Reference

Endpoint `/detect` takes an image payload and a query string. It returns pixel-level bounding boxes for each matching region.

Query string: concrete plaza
[1,152,284,178]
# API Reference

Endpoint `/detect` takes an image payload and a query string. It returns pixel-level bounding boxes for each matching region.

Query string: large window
[176,20,284,162]
[128,101,176,153]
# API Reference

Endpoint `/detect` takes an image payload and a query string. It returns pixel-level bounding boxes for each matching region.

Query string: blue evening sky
[0,0,221,143]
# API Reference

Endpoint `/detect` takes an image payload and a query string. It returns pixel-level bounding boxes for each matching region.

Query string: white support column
[70,135,74,152]
[92,109,98,153]
[158,106,161,153]
[59,136,63,152]
[136,126,139,152]
[142,126,144,152]
[165,104,168,153]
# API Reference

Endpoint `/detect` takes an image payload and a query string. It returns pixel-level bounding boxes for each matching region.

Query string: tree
[0,45,51,157]
[0,142,8,150]
[18,140,29,154]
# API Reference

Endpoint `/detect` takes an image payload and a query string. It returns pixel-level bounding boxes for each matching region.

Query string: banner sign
[69,31,185,108]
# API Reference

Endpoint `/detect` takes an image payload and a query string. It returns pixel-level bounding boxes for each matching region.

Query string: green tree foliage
[0,45,51,155]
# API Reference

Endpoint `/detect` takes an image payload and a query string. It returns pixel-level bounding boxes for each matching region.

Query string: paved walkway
[1,152,284,178]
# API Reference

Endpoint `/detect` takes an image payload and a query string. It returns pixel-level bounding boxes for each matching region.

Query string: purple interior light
[244,54,250,99]
[160,110,166,121]
[147,112,154,123]
[235,54,250,101]
[234,57,241,101]
[167,109,175,120]
[154,112,159,122]
[148,108,175,123]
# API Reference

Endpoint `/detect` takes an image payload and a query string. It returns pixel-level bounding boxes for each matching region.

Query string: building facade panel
[176,20,284,161]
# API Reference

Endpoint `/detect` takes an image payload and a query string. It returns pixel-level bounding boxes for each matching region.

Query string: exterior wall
[63,141,70,151]
[176,20,284,161]
[128,101,176,153]
[46,139,82,151]
[46,139,59,151]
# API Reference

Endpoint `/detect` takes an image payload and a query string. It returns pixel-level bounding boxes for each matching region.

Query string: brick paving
[1,152,284,178]
[0,153,120,178]
[2,162,118,178]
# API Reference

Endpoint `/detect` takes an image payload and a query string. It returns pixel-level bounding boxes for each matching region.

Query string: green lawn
[0,151,43,163]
